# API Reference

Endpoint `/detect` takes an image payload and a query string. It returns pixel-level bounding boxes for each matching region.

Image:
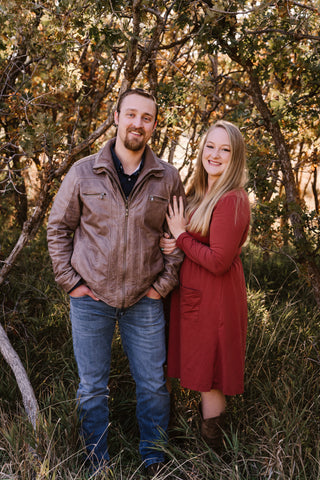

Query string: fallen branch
[0,323,39,430]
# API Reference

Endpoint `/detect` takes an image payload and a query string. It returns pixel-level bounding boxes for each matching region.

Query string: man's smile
[128,128,144,137]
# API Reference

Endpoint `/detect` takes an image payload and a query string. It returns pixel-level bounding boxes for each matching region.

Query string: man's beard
[124,129,146,151]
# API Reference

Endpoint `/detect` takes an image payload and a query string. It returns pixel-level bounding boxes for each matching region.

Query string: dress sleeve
[176,191,250,276]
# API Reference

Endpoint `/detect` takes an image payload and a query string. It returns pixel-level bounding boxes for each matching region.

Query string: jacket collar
[93,137,164,177]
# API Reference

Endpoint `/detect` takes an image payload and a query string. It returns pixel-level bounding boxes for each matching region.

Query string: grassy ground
[0,232,319,479]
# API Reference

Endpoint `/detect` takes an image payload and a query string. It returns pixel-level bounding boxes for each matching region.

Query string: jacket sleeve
[46,167,83,293]
[176,191,250,276]
[152,170,186,297]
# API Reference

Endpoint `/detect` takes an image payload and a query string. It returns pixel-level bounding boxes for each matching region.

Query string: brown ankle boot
[199,403,226,452]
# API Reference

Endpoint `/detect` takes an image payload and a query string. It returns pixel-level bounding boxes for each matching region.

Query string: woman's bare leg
[200,389,226,419]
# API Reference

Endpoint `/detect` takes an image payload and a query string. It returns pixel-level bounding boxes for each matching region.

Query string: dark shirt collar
[111,144,145,176]
[110,144,145,198]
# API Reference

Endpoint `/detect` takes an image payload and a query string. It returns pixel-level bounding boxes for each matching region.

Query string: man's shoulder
[69,153,99,179]
[72,153,97,170]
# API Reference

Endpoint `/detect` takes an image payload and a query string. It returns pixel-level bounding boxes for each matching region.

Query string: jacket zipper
[106,168,161,308]
[121,198,129,309]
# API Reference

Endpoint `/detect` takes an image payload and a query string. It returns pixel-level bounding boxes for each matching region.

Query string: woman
[161,120,251,451]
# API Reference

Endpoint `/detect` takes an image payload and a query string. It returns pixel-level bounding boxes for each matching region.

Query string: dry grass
[0,240,319,479]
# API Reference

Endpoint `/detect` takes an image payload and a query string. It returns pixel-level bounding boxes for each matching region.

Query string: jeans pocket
[144,295,162,302]
[69,294,90,301]
[180,285,202,323]
[69,293,88,298]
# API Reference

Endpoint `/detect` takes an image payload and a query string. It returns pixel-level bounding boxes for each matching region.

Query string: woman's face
[202,127,232,188]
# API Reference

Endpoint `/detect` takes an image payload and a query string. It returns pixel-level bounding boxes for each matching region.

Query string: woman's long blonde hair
[186,120,248,236]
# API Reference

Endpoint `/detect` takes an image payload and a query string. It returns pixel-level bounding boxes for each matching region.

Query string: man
[47,89,184,475]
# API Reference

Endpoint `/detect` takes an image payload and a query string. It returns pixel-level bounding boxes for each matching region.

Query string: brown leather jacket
[47,138,185,308]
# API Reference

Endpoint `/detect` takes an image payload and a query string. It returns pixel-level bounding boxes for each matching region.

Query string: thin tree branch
[0,323,39,429]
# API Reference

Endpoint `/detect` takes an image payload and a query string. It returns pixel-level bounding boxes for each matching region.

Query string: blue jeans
[70,295,170,467]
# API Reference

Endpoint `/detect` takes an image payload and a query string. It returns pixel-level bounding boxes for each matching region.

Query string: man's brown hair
[116,88,158,123]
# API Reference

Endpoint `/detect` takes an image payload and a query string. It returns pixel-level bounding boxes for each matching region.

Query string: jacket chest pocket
[143,194,168,229]
[149,194,168,205]
[81,191,111,221]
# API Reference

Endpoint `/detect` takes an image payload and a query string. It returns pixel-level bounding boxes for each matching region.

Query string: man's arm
[47,167,83,293]
[151,170,185,298]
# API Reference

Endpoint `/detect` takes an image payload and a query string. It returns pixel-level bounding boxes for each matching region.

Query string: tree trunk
[247,69,320,307]
[0,323,39,429]
[312,165,319,214]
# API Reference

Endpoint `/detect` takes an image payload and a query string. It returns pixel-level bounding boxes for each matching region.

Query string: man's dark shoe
[145,462,165,478]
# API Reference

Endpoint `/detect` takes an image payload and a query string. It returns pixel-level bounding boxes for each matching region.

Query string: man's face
[114,94,157,152]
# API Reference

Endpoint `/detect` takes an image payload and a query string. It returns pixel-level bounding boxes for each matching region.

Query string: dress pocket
[180,285,202,323]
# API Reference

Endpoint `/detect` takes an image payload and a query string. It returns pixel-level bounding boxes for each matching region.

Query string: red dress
[167,189,251,395]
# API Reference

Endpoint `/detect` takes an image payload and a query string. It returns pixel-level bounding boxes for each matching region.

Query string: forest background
[0,1,319,479]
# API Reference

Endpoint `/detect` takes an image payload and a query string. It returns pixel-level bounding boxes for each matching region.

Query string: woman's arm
[175,192,250,275]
